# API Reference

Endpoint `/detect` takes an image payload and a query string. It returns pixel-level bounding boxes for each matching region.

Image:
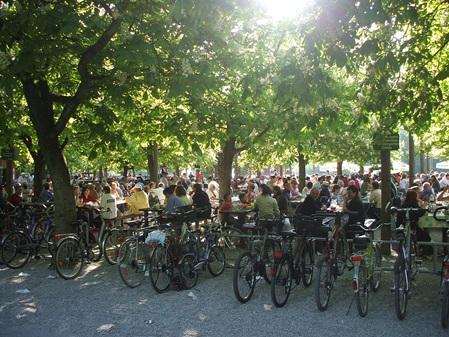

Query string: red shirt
[219,201,232,221]
[79,194,97,203]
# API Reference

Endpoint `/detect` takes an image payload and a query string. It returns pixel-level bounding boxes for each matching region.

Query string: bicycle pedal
[415,259,422,266]
[390,286,395,293]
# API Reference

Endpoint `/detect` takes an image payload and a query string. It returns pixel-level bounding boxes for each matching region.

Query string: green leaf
[191,142,202,156]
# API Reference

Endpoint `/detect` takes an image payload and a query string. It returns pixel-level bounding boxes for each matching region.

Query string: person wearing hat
[125,183,149,215]
[17,172,28,185]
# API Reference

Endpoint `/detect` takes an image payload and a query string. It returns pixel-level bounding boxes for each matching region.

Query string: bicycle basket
[294,216,321,236]
[353,236,371,250]
[145,230,167,245]
[170,243,194,260]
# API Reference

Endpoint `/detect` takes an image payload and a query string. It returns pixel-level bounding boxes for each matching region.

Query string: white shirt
[100,193,117,219]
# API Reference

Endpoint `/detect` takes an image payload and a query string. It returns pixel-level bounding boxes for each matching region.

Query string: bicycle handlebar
[433,206,448,222]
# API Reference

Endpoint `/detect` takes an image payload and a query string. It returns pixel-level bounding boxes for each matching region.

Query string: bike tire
[301,241,315,287]
[262,238,282,284]
[355,260,369,317]
[371,244,382,292]
[271,255,292,308]
[315,255,333,311]
[45,227,56,256]
[90,230,102,263]
[1,231,32,269]
[118,239,148,288]
[233,251,256,303]
[207,245,226,277]
[54,237,84,280]
[442,282,449,328]
[180,254,198,289]
[103,229,124,265]
[149,244,173,293]
[394,254,408,320]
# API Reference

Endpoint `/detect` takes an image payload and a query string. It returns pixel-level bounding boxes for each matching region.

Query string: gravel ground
[1,247,448,337]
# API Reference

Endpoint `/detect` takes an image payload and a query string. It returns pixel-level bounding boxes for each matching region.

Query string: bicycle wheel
[45,227,56,256]
[301,241,315,287]
[54,237,84,280]
[180,255,198,289]
[149,244,173,293]
[355,260,369,317]
[442,282,449,328]
[90,230,102,262]
[271,255,292,308]
[118,239,147,288]
[394,254,408,320]
[233,252,256,303]
[207,245,226,277]
[371,244,382,292]
[1,231,32,269]
[262,239,282,284]
[315,255,333,311]
[103,229,123,265]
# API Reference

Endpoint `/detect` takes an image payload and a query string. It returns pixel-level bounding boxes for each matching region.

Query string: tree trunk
[337,161,343,176]
[380,150,391,255]
[147,142,159,183]
[23,79,76,234]
[409,133,415,186]
[298,152,306,193]
[32,150,46,202]
[420,153,425,174]
[218,139,237,199]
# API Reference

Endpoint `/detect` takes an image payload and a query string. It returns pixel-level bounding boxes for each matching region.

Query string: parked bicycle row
[3,203,449,328]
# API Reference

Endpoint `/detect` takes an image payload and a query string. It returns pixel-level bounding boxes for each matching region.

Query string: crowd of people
[3,167,449,257]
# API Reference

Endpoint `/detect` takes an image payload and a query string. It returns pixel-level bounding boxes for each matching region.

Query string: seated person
[219,193,240,227]
[8,184,23,213]
[396,189,432,256]
[330,184,343,205]
[254,184,280,220]
[125,184,149,215]
[367,180,381,219]
[300,187,322,216]
[246,183,257,203]
[206,183,220,208]
[273,186,290,216]
[342,185,365,227]
[163,187,183,215]
[192,183,211,219]
[38,182,55,203]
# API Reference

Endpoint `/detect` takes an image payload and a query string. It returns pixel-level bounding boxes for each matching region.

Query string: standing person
[99,185,117,221]
[160,172,169,190]
[125,184,149,215]
[195,168,203,182]
[255,184,280,219]
[38,182,55,203]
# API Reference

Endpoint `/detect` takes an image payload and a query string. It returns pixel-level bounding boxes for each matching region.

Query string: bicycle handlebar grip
[433,206,448,221]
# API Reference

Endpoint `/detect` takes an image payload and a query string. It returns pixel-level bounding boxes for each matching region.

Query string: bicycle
[118,218,159,288]
[1,203,55,269]
[80,206,128,265]
[349,220,384,317]
[390,207,423,320]
[53,218,107,280]
[270,215,316,307]
[314,211,351,311]
[179,228,226,289]
[432,206,449,328]
[149,208,198,293]
[233,218,282,303]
